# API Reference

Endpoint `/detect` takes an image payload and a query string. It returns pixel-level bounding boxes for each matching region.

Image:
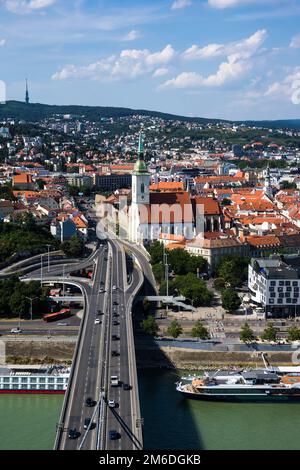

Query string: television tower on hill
[25,79,29,104]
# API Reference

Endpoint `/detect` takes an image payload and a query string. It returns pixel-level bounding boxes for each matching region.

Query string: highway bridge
[24,237,146,450]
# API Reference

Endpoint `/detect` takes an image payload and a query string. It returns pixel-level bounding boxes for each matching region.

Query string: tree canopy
[221,288,242,312]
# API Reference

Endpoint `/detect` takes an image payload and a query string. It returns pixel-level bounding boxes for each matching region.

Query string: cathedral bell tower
[132,131,150,205]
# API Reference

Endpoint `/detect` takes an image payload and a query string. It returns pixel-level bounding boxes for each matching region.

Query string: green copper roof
[134,158,149,174]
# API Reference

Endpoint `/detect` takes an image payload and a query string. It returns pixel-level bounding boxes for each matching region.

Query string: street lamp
[40,253,44,287]
[46,244,51,273]
[26,296,38,321]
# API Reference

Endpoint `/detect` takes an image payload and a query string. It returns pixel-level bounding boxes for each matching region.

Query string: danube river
[1,369,300,450]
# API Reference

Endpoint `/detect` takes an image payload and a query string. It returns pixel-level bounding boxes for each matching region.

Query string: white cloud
[121,30,141,42]
[161,53,249,89]
[171,0,192,10]
[208,0,260,8]
[264,67,300,103]
[0,38,6,46]
[52,45,176,82]
[153,67,169,77]
[2,0,57,14]
[163,29,267,90]
[290,34,300,48]
[183,29,267,60]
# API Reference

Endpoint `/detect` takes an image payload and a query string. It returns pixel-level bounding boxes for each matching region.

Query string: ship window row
[0,377,68,384]
[7,384,65,390]
[270,298,299,304]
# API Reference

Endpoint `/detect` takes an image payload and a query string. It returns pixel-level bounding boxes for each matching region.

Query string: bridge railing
[53,283,88,450]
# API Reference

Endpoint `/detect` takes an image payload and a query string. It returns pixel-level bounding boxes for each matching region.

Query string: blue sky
[1,0,300,120]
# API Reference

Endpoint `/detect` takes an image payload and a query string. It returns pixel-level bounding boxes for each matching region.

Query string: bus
[43,308,71,323]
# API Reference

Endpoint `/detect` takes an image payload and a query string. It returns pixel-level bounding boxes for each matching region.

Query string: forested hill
[0,100,300,129]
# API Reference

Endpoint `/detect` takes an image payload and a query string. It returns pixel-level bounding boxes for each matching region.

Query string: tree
[240,323,255,343]
[221,289,241,312]
[213,278,226,291]
[9,290,28,318]
[141,315,159,336]
[147,241,164,265]
[152,263,164,283]
[172,273,213,307]
[36,179,45,190]
[191,321,210,340]
[261,323,277,342]
[221,198,232,206]
[61,236,84,257]
[287,326,300,342]
[167,319,183,339]
[217,255,249,288]
[168,249,207,275]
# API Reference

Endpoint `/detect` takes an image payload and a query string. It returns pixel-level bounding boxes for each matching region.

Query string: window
[292,299,298,304]
[285,281,291,286]
[270,293,276,298]
[278,287,283,293]
[279,293,284,298]
[270,281,276,286]
[141,183,145,194]
[279,281,284,286]
[269,299,274,304]
[269,287,275,292]
[278,299,283,304]
[293,281,298,286]
[285,292,291,298]
[287,287,292,292]
[287,298,292,303]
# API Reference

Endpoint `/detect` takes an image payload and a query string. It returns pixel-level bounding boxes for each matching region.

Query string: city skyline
[0,0,300,120]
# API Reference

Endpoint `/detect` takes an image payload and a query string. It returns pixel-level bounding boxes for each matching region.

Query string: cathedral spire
[133,130,148,175]
[138,130,144,155]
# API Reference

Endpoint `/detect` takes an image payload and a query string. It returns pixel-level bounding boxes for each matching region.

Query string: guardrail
[53,282,89,449]
[125,253,145,450]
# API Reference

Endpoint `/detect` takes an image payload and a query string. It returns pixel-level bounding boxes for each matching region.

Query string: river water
[0,369,300,450]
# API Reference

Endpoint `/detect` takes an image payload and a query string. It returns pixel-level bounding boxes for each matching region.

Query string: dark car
[112,350,119,357]
[113,320,119,326]
[112,335,119,341]
[85,397,96,407]
[113,301,118,306]
[109,430,120,440]
[84,418,91,430]
[113,313,119,317]
[122,383,131,391]
[68,428,79,439]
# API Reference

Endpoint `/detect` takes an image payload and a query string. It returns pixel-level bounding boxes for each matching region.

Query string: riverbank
[3,337,298,370]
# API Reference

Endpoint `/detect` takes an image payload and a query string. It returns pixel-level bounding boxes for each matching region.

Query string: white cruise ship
[0,365,70,394]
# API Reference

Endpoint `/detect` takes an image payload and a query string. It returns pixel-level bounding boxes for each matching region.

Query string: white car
[11,328,22,334]
[108,400,116,408]
[94,318,101,325]
[112,285,117,290]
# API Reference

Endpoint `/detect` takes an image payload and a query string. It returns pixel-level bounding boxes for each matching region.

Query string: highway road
[55,237,143,450]
[57,243,109,450]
